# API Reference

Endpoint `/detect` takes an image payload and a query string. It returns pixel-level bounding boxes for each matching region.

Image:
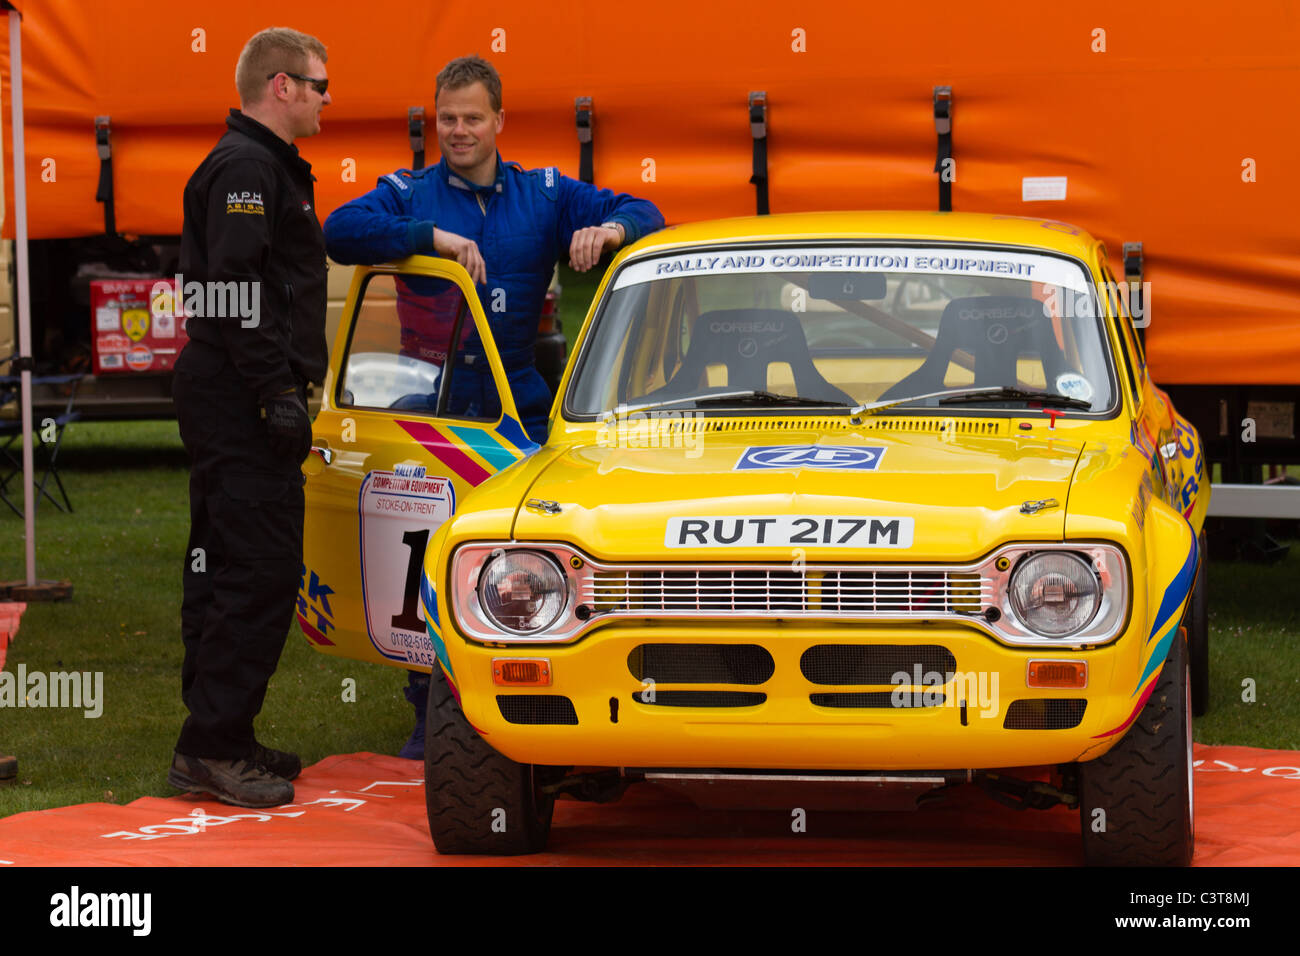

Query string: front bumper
[442,621,1142,771]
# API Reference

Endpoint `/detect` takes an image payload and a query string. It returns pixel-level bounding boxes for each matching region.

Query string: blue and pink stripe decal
[1092,537,1198,739]
[397,416,538,487]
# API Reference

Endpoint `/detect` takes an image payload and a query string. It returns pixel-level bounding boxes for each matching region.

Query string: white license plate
[665,515,914,549]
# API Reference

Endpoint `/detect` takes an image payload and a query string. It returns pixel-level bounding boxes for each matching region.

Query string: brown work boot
[251,741,301,781]
[167,751,294,808]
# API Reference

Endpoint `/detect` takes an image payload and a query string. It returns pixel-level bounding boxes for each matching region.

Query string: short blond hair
[436,55,502,112]
[235,27,328,105]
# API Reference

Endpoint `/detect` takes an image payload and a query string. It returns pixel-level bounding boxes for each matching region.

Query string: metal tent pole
[4,4,69,601]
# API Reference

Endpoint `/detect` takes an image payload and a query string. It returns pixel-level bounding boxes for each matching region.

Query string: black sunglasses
[267,71,329,96]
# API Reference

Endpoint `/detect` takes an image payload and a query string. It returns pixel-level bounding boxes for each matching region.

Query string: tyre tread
[422,667,553,855]
[1078,632,1194,866]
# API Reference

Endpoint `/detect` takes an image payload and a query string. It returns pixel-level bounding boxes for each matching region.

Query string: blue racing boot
[399,671,431,760]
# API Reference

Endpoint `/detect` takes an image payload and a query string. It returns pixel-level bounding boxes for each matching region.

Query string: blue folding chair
[0,363,83,516]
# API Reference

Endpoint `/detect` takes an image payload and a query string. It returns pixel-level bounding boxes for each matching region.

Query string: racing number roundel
[359,467,455,664]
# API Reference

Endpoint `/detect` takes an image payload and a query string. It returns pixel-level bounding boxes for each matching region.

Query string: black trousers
[173,341,305,759]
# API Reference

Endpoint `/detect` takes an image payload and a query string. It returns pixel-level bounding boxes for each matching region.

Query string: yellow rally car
[300,212,1210,864]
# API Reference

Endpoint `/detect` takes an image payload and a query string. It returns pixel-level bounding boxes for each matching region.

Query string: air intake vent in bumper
[810,691,946,708]
[627,644,775,684]
[1003,699,1087,729]
[800,645,957,685]
[633,691,766,708]
[496,695,579,725]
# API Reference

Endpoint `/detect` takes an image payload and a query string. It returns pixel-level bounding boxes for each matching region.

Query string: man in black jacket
[167,27,331,808]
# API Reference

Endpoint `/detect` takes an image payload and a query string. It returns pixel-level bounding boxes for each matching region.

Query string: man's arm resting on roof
[557,175,665,251]
[324,173,438,265]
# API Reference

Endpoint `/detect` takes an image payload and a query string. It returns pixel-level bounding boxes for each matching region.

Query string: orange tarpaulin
[0,2,1296,385]
[0,745,1295,865]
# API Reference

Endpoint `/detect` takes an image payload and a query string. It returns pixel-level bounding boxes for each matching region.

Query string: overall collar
[440,152,506,194]
[226,109,314,178]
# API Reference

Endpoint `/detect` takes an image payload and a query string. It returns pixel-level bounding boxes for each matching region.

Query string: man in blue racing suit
[324,54,663,760]
[323,54,664,444]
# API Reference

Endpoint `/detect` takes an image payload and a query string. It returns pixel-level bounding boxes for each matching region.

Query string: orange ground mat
[0,743,1295,866]
[0,603,26,673]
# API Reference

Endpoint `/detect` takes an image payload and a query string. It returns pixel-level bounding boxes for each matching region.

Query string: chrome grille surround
[451,541,1129,647]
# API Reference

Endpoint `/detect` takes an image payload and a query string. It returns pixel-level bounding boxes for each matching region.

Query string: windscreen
[566,246,1116,417]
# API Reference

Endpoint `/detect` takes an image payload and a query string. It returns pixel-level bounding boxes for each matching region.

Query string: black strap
[933,87,953,212]
[748,91,768,215]
[1123,241,1145,344]
[94,115,116,235]
[408,107,426,170]
[575,97,594,184]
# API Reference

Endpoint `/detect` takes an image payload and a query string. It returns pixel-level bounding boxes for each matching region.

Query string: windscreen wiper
[619,389,848,414]
[694,390,850,408]
[850,385,1009,417]
[938,387,1092,410]
[616,389,764,414]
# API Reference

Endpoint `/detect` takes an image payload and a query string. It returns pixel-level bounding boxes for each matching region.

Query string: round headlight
[1008,552,1100,637]
[478,551,567,633]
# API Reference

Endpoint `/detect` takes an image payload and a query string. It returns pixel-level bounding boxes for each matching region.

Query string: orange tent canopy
[0,0,1296,384]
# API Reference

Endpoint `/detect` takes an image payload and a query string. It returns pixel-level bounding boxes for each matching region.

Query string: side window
[337,272,498,423]
[1101,266,1140,407]
[1112,264,1149,373]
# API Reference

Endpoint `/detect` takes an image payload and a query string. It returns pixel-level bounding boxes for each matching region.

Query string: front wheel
[1077,629,1194,866]
[423,665,555,855]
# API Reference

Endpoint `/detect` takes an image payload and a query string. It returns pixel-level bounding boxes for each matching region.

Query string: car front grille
[582,565,990,620]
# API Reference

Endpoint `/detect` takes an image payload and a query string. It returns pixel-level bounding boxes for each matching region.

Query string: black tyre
[423,665,555,855]
[1186,530,1210,716]
[1077,629,1194,866]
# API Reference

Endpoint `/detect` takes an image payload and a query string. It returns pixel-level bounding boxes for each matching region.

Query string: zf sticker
[666,515,914,548]
[735,445,886,471]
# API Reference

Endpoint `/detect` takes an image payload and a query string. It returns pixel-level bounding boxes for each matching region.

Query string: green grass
[0,421,412,815]
[556,262,602,347]
[1194,548,1300,750]
[1,416,1298,817]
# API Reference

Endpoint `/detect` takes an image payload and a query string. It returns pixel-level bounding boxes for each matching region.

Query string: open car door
[299,256,539,670]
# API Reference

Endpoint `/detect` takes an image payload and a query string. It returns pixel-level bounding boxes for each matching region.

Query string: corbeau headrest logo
[957,306,1026,321]
[709,320,783,334]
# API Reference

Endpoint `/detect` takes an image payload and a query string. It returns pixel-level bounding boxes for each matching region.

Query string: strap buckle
[1122,241,1144,281]
[932,87,952,135]
[575,96,593,143]
[407,107,425,154]
[748,91,767,139]
[94,115,112,160]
